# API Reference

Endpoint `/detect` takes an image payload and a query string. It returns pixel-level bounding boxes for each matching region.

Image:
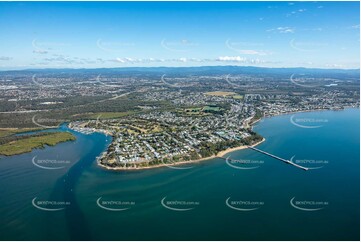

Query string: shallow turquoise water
[0,108,359,240]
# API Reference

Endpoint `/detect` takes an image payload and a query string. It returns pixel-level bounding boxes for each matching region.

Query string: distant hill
[1,65,359,77]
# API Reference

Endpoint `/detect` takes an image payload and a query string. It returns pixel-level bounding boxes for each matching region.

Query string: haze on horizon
[0,1,359,70]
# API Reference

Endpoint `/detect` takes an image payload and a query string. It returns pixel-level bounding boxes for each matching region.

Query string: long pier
[247,146,309,171]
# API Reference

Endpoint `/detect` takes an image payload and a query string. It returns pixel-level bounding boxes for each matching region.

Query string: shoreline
[92,106,358,171]
[263,106,353,119]
[251,107,357,130]
[0,132,76,156]
[97,138,266,171]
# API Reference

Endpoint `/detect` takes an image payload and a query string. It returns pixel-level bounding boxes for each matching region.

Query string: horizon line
[0,65,360,72]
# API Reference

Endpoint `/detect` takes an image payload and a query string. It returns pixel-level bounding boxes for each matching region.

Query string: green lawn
[232,95,244,100]
[203,106,221,111]
[88,111,137,119]
[205,91,237,96]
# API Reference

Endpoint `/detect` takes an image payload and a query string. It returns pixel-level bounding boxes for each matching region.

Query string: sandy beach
[96,107,337,171]
[98,138,266,171]
[217,138,265,157]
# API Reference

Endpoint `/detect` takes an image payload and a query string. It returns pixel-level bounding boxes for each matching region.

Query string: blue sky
[0,1,359,70]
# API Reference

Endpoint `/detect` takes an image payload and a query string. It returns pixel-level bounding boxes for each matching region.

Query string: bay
[0,108,359,240]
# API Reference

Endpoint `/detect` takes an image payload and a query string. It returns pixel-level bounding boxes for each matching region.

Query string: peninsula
[0,131,76,156]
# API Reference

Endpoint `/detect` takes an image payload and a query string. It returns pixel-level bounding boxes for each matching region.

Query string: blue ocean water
[0,108,359,240]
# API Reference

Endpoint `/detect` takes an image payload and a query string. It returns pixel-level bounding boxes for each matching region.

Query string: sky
[0,1,359,70]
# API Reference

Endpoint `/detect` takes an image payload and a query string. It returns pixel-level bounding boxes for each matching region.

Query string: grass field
[127,124,162,134]
[0,132,76,156]
[232,95,244,100]
[203,106,221,111]
[87,111,137,119]
[205,91,237,97]
[183,107,205,116]
[184,107,202,112]
[182,106,222,116]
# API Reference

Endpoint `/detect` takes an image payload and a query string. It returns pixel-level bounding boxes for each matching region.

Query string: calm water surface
[0,109,359,240]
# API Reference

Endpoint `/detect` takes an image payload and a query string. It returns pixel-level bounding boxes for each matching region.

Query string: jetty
[247,146,308,171]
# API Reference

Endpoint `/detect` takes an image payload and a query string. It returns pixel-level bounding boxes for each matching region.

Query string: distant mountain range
[1,65,359,76]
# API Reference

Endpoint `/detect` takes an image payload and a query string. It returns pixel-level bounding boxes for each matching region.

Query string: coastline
[217,138,265,157]
[97,138,266,171]
[94,106,358,171]
[0,132,76,156]
[264,107,351,119]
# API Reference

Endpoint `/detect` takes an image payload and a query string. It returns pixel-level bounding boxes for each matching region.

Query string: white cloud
[278,27,294,33]
[267,27,295,34]
[107,56,268,65]
[43,55,78,64]
[286,9,306,17]
[37,55,107,66]
[111,57,165,63]
[124,57,135,62]
[114,58,126,63]
[114,58,133,63]
[225,40,270,55]
[161,39,199,52]
[238,49,270,55]
[325,64,345,68]
[215,56,265,64]
[217,56,247,62]
[0,56,12,61]
[33,49,48,54]
[349,25,360,29]
[296,27,323,32]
